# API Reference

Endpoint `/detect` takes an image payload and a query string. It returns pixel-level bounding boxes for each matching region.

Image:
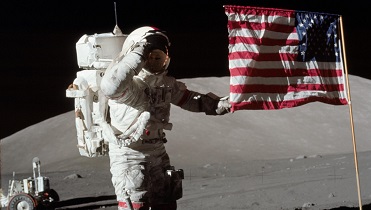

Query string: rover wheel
[45,189,59,202]
[7,193,36,210]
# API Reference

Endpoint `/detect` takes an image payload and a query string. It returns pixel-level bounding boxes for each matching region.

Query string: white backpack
[66,26,128,157]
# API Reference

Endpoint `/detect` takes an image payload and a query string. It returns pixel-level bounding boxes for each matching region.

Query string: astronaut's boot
[118,201,149,210]
[150,201,177,210]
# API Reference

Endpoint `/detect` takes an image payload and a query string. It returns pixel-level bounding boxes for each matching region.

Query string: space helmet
[121,26,171,73]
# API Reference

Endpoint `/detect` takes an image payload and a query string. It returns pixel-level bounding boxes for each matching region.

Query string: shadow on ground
[52,195,117,210]
[325,204,371,210]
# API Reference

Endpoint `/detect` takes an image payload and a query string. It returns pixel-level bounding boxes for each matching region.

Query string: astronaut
[100,26,231,210]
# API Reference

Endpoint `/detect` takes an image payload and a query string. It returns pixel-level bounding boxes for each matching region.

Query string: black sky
[1,1,369,138]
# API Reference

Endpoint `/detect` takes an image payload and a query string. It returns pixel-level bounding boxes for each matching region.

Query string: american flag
[224,5,348,112]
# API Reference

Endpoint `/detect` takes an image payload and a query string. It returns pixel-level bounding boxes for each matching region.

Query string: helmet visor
[144,49,170,74]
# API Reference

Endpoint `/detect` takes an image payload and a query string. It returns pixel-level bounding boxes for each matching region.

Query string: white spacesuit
[100,26,231,210]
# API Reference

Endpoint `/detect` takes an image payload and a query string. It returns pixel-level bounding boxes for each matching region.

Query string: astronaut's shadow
[51,195,117,209]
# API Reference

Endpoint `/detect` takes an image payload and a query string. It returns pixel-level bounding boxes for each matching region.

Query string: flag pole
[339,15,363,210]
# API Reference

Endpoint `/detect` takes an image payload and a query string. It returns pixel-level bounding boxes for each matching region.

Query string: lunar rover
[6,157,59,210]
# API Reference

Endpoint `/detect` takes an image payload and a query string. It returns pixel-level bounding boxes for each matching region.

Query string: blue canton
[296,12,340,62]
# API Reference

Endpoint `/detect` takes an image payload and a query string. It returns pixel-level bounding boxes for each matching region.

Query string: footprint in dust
[251,202,260,207]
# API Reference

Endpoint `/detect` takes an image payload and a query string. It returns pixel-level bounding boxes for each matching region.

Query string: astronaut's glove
[202,93,231,115]
[131,36,167,61]
[216,96,231,115]
[130,41,151,59]
[117,111,150,147]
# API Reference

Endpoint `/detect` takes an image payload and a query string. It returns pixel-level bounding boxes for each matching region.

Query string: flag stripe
[230,97,348,110]
[225,6,296,24]
[230,91,347,103]
[229,67,344,77]
[230,83,345,93]
[227,21,295,33]
[228,28,299,44]
[229,60,344,74]
[230,43,298,53]
[224,5,348,111]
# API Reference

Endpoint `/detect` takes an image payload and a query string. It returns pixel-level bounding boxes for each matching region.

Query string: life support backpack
[66,26,128,157]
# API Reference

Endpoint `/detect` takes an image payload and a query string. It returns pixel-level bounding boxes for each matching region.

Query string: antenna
[114,2,118,26]
[112,2,123,35]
